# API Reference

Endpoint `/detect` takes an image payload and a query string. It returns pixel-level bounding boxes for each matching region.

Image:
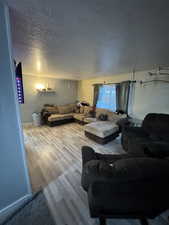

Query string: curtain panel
[116,81,131,113]
[93,84,101,107]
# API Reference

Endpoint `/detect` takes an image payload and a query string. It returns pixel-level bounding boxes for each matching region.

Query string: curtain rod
[92,80,136,86]
[140,79,169,84]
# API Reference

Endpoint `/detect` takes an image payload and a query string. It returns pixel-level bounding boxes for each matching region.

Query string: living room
[1,1,169,225]
[20,70,169,124]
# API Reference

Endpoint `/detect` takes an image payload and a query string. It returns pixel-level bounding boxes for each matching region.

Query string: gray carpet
[3,191,55,225]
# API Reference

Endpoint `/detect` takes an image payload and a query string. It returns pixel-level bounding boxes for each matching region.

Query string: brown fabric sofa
[81,146,169,225]
[41,104,94,126]
[121,113,169,156]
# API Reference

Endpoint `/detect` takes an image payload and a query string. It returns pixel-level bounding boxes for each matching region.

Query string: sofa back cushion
[44,106,59,114]
[68,103,76,112]
[142,113,169,137]
[108,112,127,123]
[58,103,76,114]
[113,157,169,181]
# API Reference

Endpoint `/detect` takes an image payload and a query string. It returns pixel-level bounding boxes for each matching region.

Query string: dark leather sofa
[81,146,169,225]
[121,113,169,156]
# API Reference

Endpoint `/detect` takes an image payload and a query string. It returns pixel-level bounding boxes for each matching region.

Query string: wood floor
[24,122,168,225]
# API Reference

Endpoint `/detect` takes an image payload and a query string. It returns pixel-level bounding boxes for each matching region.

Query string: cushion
[44,106,59,114]
[108,112,127,123]
[149,132,169,142]
[84,121,119,138]
[75,106,80,113]
[96,108,110,119]
[80,106,84,114]
[83,106,93,116]
[149,133,161,141]
[73,113,86,121]
[85,157,169,183]
[112,157,169,181]
[57,104,75,114]
[68,103,76,112]
[160,133,169,142]
[44,104,54,107]
[48,113,73,122]
[142,113,169,134]
[96,108,127,123]
[144,142,169,158]
[98,114,108,121]
[84,160,115,179]
[84,117,97,123]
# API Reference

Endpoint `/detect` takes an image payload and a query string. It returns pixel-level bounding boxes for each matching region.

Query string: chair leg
[99,217,106,225]
[140,218,149,225]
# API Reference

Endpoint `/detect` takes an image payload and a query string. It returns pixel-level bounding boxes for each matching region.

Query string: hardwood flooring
[23,122,169,225]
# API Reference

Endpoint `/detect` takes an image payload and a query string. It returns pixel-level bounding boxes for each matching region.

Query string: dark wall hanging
[15,62,24,104]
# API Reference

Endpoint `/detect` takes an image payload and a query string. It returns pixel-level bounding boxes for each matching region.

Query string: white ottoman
[84,121,119,144]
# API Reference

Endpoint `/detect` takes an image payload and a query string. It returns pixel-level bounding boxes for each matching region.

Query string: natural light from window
[96,84,116,112]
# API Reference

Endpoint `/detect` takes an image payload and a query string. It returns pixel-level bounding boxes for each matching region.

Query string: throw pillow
[83,106,92,116]
[58,105,74,114]
[80,106,84,114]
[98,114,108,121]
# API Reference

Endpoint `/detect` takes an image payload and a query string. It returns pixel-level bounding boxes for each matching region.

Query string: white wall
[0,3,31,220]
[20,75,78,123]
[132,70,169,119]
[78,70,169,120]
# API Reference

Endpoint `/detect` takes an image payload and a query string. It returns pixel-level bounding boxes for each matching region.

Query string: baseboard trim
[0,194,32,224]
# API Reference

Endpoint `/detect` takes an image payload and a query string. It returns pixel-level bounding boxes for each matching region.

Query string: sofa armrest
[82,147,134,165]
[123,126,148,137]
[81,146,97,166]
[95,152,134,162]
[41,110,52,123]
[116,118,131,131]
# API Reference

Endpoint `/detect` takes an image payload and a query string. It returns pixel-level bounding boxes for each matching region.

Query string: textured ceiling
[6,0,169,79]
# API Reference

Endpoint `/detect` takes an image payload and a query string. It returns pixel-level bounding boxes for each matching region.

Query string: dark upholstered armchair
[121,113,169,156]
[81,146,169,225]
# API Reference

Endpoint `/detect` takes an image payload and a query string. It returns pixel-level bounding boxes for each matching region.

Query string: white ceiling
[6,0,169,80]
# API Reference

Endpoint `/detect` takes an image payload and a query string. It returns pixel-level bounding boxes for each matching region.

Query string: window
[96,84,116,111]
